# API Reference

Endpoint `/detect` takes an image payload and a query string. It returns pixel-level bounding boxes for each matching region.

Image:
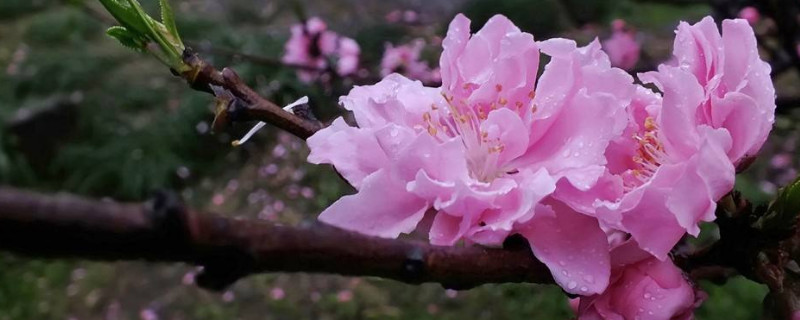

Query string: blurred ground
[0,0,788,319]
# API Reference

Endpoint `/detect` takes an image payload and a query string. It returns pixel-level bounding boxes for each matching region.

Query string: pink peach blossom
[572,246,702,320]
[559,17,774,261]
[602,20,640,71]
[282,17,360,82]
[308,14,634,295]
[590,78,735,260]
[652,17,775,164]
[594,17,774,258]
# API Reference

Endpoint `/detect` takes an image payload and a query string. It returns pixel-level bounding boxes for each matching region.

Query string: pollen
[427,125,438,136]
[644,117,657,131]
[495,84,503,92]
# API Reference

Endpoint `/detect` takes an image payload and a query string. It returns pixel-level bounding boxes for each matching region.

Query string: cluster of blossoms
[282,17,360,83]
[602,19,641,71]
[380,39,441,83]
[307,14,775,319]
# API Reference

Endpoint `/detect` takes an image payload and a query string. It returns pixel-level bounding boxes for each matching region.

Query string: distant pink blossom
[282,17,361,82]
[270,287,285,300]
[385,10,402,23]
[139,309,159,320]
[771,153,793,169]
[211,193,225,206]
[380,39,436,82]
[337,290,353,302]
[386,10,419,23]
[181,271,195,285]
[222,290,235,302]
[739,6,760,25]
[602,19,640,71]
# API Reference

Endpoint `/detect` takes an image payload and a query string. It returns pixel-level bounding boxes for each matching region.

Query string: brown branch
[0,187,553,291]
[179,50,322,139]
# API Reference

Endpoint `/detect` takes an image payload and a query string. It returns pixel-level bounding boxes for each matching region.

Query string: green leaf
[105,26,147,52]
[123,0,181,59]
[97,0,150,36]
[159,0,183,47]
[754,176,800,233]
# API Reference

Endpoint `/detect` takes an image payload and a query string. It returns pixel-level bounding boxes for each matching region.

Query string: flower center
[627,117,667,188]
[418,84,534,183]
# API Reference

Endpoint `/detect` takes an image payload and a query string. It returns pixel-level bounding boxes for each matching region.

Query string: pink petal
[430,210,472,245]
[518,201,611,295]
[520,88,627,188]
[666,131,734,234]
[307,118,388,188]
[618,176,686,260]
[440,14,471,90]
[481,108,529,164]
[318,170,429,238]
[712,91,772,164]
[340,74,444,129]
[644,66,704,161]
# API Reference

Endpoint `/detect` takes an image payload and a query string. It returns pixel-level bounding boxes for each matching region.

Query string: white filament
[231,96,309,146]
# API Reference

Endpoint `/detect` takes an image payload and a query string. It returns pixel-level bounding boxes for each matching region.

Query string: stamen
[430,90,516,182]
[625,117,668,189]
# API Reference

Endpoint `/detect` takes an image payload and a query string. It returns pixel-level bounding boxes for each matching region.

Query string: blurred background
[0,0,794,318]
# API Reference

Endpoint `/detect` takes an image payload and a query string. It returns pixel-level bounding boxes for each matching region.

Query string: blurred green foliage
[0,0,789,319]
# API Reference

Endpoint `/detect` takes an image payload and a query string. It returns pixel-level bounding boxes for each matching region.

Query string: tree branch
[177,50,322,139]
[0,187,553,291]
[71,1,322,140]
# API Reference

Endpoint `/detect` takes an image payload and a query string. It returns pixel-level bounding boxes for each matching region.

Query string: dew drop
[567,281,577,289]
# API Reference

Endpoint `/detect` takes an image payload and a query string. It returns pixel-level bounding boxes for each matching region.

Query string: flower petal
[518,201,611,295]
[318,170,429,238]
